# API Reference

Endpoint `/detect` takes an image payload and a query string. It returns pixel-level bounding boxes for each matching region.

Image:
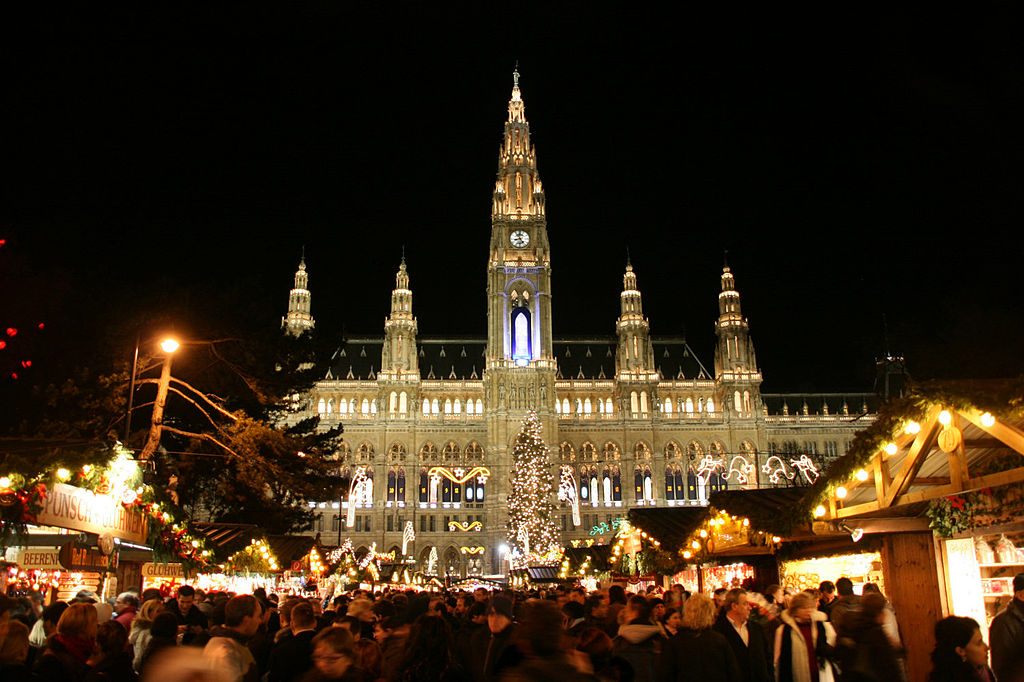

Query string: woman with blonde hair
[33,602,98,681]
[129,598,165,672]
[773,590,837,682]
[657,592,741,681]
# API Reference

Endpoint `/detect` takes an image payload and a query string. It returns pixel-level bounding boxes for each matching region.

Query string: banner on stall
[37,483,149,545]
[59,541,116,572]
[16,548,64,570]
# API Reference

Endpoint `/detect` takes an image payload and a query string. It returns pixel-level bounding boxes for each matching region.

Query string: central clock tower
[483,71,558,546]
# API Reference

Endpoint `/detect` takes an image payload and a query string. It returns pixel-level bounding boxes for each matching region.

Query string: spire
[382,258,418,376]
[714,264,760,379]
[282,255,314,336]
[616,261,654,374]
[493,69,545,217]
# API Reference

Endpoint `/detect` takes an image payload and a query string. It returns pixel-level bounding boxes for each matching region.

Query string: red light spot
[6,328,16,337]
[10,373,17,380]
[38,323,45,329]
[0,239,6,246]
[0,341,5,350]
[21,360,31,368]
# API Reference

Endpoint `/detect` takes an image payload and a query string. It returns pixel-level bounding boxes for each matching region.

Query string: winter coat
[714,612,773,682]
[467,623,521,682]
[613,621,663,682]
[128,623,152,672]
[991,597,1024,682]
[84,651,139,682]
[267,629,317,682]
[772,610,836,682]
[657,626,741,682]
[33,634,93,682]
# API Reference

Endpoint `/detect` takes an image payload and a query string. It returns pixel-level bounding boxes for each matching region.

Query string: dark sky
[4,5,1023,394]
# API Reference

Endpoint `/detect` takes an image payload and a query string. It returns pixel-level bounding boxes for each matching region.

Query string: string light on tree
[506,411,562,569]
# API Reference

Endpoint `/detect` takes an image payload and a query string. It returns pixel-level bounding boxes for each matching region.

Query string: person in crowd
[834,592,905,682]
[466,594,520,682]
[614,594,663,682]
[139,611,180,673]
[930,615,993,682]
[85,620,137,682]
[828,578,859,638]
[562,601,588,637]
[860,583,900,647]
[114,592,139,632]
[763,586,784,617]
[30,600,68,650]
[658,606,682,638]
[773,590,837,682]
[141,588,162,604]
[203,594,263,682]
[568,587,587,606]
[247,594,276,676]
[276,597,302,645]
[575,626,632,681]
[168,585,209,644]
[34,602,99,682]
[452,601,487,667]
[95,601,114,624]
[605,585,628,636]
[395,612,467,682]
[196,588,215,617]
[714,588,729,612]
[713,588,772,682]
[268,601,319,682]
[584,594,608,631]
[499,600,591,682]
[129,598,164,672]
[990,572,1024,682]
[0,620,33,682]
[658,592,740,682]
[303,626,364,682]
[816,582,836,620]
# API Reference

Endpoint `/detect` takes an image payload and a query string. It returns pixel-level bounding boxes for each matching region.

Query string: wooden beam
[836,499,884,519]
[885,414,941,507]
[894,465,1024,508]
[960,409,1024,456]
[857,517,932,533]
[948,412,969,490]
[874,451,890,506]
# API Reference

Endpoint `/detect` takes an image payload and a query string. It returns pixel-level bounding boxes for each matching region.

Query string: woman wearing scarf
[773,591,837,682]
[34,603,98,682]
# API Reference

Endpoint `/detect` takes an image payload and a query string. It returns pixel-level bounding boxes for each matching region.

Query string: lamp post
[138,337,180,462]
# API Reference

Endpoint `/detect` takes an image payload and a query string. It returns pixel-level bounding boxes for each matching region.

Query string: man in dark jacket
[713,588,772,682]
[167,585,209,644]
[266,601,317,682]
[467,595,521,682]
[991,573,1024,682]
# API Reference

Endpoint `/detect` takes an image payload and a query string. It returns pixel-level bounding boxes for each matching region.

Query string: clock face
[510,230,530,248]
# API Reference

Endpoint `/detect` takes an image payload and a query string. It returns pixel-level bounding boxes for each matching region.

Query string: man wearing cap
[991,573,1024,682]
[467,594,521,682]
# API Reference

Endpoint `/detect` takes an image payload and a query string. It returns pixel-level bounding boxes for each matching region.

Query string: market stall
[790,380,1024,682]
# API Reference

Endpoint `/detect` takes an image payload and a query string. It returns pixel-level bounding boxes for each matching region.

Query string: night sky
[4,5,1023,395]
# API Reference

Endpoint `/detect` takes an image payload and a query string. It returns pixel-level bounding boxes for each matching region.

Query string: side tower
[714,265,762,418]
[484,70,558,570]
[379,258,419,417]
[282,256,315,336]
[616,261,659,416]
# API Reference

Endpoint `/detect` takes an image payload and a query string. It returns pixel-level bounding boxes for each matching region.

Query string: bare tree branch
[166,386,233,437]
[161,425,243,461]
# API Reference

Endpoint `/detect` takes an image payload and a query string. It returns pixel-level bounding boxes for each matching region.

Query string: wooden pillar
[881,532,944,682]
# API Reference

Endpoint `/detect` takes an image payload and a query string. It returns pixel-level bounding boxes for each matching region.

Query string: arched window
[361,398,370,414]
[396,468,405,503]
[612,466,622,502]
[743,391,751,413]
[643,468,653,501]
[603,441,620,460]
[584,398,592,414]
[420,442,438,461]
[664,398,672,414]
[510,307,532,365]
[475,399,483,414]
[581,442,596,461]
[387,443,406,462]
[634,467,644,502]
[735,391,742,412]
[475,474,486,503]
[419,468,429,504]
[630,391,639,414]
[707,397,716,413]
[562,398,571,414]
[590,468,599,504]
[606,398,614,413]
[602,467,612,502]
[640,391,649,414]
[467,399,476,415]
[666,464,684,501]
[687,440,704,460]
[387,469,397,502]
[317,398,326,414]
[633,442,651,460]
[326,398,334,414]
[664,441,682,459]
[358,442,374,458]
[465,442,484,461]
[560,442,575,461]
[685,397,694,413]
[444,399,452,414]
[399,391,408,413]
[453,398,462,414]
[575,398,583,414]
[555,399,561,414]
[431,398,439,414]
[579,466,590,501]
[422,398,430,415]
[442,442,460,461]
[389,392,397,413]
[371,399,377,414]
[339,398,348,414]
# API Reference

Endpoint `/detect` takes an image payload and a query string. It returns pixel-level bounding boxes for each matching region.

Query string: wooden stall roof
[563,545,613,565]
[798,379,1024,527]
[708,489,809,534]
[628,506,711,549]
[192,523,316,565]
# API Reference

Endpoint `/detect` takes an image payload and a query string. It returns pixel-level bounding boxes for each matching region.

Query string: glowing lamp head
[884,442,898,456]
[938,410,952,425]
[160,338,180,354]
[981,412,996,428]
[0,476,10,488]
[56,468,71,481]
[813,505,827,518]
[905,421,921,435]
[835,486,848,499]
[699,529,708,538]
[856,469,869,482]
[682,550,692,559]
[691,540,700,550]
[772,536,781,543]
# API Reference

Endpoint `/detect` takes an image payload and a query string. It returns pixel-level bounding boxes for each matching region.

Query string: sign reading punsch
[37,483,149,545]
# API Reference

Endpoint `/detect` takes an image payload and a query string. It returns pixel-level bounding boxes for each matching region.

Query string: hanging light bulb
[981,412,995,427]
[835,487,848,499]
[904,421,920,435]
[856,469,869,482]
[813,505,827,518]
[884,442,898,456]
[938,410,952,425]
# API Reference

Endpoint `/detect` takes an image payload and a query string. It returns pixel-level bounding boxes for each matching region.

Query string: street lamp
[138,337,180,462]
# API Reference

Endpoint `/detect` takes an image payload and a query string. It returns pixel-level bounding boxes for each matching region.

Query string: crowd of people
[0,572,1019,682]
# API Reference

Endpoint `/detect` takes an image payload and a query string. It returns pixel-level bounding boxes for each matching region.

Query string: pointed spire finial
[626,247,632,269]
[723,249,729,269]
[513,61,520,89]
[401,244,406,267]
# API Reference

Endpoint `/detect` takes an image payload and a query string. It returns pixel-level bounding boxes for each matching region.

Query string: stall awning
[709,488,809,535]
[563,545,613,567]
[628,506,712,550]
[192,523,316,566]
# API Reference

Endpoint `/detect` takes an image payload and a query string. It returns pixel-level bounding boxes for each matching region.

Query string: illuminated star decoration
[695,455,725,484]
[725,456,755,484]
[762,456,795,484]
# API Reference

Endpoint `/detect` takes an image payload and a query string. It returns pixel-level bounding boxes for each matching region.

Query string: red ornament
[6,328,17,337]
[37,323,44,329]
[0,341,6,350]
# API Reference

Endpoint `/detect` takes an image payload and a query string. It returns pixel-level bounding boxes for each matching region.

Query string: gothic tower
[381,258,418,377]
[483,70,558,569]
[282,256,314,336]
[714,265,762,417]
[616,261,658,415]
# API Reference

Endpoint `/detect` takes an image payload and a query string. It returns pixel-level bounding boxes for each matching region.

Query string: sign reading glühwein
[37,484,148,545]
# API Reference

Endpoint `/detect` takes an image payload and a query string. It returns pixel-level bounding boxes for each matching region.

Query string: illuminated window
[475,399,483,414]
[466,399,475,415]
[422,398,430,415]
[326,399,334,413]
[389,392,397,413]
[511,308,532,364]
[453,398,462,414]
[640,391,648,414]
[663,398,672,414]
[431,399,439,414]
[444,399,452,414]
[685,397,694,413]
[339,399,348,414]
[361,399,370,414]
[606,398,613,413]
[584,398,592,414]
[317,398,326,414]
[630,391,639,414]
[735,391,742,412]
[562,398,570,414]
[399,391,407,414]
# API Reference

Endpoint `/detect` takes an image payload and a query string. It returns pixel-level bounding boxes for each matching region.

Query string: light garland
[448,520,483,532]
[402,521,415,555]
[725,456,755,484]
[426,466,490,484]
[762,456,796,484]
[558,464,581,526]
[346,467,371,528]
[460,546,485,555]
[225,539,279,574]
[789,455,820,483]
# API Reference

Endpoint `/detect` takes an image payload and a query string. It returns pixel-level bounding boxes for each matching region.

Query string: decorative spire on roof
[492,67,545,217]
[382,257,418,377]
[283,254,315,336]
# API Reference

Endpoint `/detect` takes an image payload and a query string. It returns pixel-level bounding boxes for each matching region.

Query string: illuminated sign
[37,483,148,545]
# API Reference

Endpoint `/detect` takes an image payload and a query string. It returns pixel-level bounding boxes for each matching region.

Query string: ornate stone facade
[285,72,877,578]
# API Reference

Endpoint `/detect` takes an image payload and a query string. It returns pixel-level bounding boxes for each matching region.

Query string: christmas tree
[506,410,562,567]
